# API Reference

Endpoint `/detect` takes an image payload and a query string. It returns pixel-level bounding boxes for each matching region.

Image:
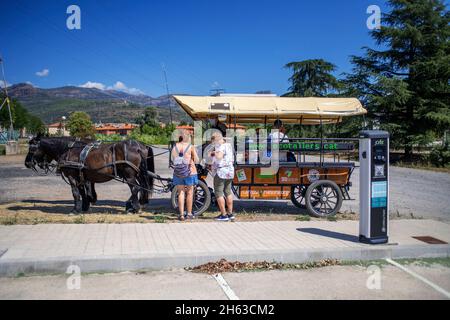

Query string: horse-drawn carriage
[171,95,367,217]
[25,94,366,218]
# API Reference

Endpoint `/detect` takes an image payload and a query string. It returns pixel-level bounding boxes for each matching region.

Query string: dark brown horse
[25,136,155,213]
[25,135,98,208]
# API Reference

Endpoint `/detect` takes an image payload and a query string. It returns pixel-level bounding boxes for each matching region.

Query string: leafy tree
[0,96,25,129]
[135,106,159,129]
[0,94,45,135]
[343,0,450,157]
[131,106,177,145]
[0,97,15,130]
[284,59,340,97]
[27,115,46,135]
[66,111,95,138]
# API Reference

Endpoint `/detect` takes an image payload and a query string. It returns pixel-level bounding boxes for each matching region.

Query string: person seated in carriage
[209,116,228,137]
[268,120,296,163]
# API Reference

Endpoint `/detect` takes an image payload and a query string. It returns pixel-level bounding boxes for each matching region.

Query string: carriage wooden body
[233,163,353,200]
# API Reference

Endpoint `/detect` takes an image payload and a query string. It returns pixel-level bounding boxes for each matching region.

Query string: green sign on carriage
[246,142,353,151]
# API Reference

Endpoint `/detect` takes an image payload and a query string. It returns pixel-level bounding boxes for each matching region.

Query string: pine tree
[344,0,450,157]
[284,59,340,97]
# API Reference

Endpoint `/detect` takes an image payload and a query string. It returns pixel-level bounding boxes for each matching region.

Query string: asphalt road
[1,153,449,220]
[0,262,449,300]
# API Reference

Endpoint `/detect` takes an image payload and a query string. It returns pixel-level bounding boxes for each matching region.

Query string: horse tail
[146,146,155,196]
[137,145,154,203]
[138,157,149,204]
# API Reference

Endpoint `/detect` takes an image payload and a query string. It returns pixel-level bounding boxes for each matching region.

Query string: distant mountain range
[6,83,190,124]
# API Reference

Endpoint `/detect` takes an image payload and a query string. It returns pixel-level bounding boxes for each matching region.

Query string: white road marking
[212,273,239,300]
[385,258,450,299]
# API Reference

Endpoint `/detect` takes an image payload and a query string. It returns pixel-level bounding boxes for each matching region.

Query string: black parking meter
[359,130,389,244]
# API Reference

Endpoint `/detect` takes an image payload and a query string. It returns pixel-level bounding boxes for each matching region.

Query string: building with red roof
[95,123,137,136]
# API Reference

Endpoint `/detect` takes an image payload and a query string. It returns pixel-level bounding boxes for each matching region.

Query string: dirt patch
[0,154,26,164]
[186,258,341,274]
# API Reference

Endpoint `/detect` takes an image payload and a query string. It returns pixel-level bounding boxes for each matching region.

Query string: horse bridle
[27,141,55,174]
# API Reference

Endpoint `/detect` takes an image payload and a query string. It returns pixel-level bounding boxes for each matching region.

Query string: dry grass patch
[0,201,359,225]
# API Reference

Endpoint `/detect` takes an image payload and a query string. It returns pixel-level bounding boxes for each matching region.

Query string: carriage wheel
[171,180,211,216]
[305,180,343,218]
[290,185,307,209]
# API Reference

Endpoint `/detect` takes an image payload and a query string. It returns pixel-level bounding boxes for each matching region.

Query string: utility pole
[210,88,225,96]
[161,63,173,126]
[0,55,14,140]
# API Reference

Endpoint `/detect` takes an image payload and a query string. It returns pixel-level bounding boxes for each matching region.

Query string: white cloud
[35,68,49,77]
[0,80,10,88]
[78,80,144,95]
[109,81,126,90]
[107,81,144,95]
[79,81,106,90]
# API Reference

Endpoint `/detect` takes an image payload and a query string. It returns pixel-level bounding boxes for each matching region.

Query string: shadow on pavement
[22,199,125,207]
[297,228,360,243]
[7,204,124,215]
[8,198,307,216]
[234,200,307,215]
[9,199,127,215]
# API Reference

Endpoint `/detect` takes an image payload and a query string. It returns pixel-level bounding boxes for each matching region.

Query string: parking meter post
[359,130,389,244]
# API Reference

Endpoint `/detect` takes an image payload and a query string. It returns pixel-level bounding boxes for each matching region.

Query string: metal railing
[0,130,19,144]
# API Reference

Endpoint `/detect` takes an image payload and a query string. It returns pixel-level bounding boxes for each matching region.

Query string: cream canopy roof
[173,95,366,125]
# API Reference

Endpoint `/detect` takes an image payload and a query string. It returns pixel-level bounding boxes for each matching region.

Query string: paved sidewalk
[0,220,449,276]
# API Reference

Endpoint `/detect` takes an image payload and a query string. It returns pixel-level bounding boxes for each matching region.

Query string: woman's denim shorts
[173,174,198,186]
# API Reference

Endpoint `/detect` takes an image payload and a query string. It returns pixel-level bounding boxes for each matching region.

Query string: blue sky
[0,0,389,97]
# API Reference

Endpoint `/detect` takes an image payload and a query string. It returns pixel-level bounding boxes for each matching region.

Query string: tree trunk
[404,144,413,160]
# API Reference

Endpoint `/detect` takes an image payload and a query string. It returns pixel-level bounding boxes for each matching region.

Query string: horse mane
[40,137,92,160]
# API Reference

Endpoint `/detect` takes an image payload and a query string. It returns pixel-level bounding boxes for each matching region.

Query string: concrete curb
[1,244,449,277]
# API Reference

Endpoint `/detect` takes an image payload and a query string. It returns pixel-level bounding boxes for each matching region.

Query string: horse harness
[59,141,141,185]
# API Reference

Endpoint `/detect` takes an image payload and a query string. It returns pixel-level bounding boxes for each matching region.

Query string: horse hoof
[82,207,91,213]
[126,208,139,215]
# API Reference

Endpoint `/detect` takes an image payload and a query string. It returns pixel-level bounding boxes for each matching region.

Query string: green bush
[95,132,171,145]
[95,134,124,142]
[129,132,170,145]
[429,143,450,168]
[0,145,5,156]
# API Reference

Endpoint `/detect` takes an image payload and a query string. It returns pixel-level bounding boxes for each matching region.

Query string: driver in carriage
[268,120,296,163]
[209,116,228,137]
